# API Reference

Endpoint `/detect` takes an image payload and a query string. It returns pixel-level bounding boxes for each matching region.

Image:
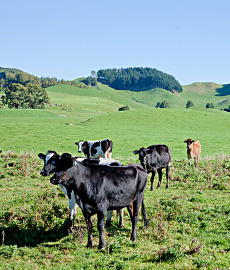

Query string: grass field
[0,152,229,269]
[0,107,230,160]
[0,82,230,269]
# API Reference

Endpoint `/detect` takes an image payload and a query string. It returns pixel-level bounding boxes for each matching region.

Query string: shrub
[118,105,130,111]
[156,100,170,108]
[186,100,195,108]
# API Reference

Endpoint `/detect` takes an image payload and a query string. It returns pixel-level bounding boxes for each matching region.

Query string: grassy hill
[45,80,230,111]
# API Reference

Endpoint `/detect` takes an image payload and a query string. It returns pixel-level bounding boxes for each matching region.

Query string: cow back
[147,145,171,169]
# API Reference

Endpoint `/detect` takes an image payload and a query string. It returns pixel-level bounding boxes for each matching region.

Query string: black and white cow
[75,138,113,159]
[133,144,171,190]
[50,158,149,250]
[38,151,123,230]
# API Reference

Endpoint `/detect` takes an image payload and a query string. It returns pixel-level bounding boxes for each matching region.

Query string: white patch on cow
[45,152,55,164]
[69,190,77,219]
[58,185,77,219]
[75,157,84,162]
[90,144,103,158]
[98,157,122,166]
[78,141,84,152]
[59,184,68,196]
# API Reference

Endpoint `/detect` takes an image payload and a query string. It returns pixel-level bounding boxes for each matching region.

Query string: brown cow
[184,139,201,167]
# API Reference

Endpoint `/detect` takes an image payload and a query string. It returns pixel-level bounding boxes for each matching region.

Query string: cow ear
[184,140,187,143]
[38,153,45,160]
[61,153,72,161]
[75,142,78,146]
[133,150,139,155]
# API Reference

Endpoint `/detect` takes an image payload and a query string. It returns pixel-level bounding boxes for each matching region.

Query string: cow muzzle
[40,170,48,176]
[50,176,59,185]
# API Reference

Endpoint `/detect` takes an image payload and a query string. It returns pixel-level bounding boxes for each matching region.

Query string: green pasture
[0,152,229,269]
[0,83,230,269]
[0,107,230,160]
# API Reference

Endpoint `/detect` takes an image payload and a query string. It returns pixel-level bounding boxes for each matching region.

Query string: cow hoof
[98,245,105,251]
[86,242,93,248]
[144,219,149,227]
[105,222,111,228]
[166,186,169,189]
[130,236,136,242]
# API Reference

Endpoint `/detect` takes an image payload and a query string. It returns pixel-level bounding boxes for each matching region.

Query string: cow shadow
[216,84,230,96]
[0,224,69,247]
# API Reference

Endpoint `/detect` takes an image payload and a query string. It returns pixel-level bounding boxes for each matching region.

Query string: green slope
[1,107,229,160]
[182,82,230,109]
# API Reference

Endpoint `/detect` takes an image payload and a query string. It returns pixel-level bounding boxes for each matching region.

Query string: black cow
[133,144,171,190]
[75,138,113,159]
[50,159,149,250]
[38,151,124,230]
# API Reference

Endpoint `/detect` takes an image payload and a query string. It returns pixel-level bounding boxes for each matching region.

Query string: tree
[206,102,215,108]
[186,100,195,108]
[91,70,97,78]
[1,83,50,109]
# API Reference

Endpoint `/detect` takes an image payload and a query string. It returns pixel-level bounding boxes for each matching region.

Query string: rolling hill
[46,81,230,111]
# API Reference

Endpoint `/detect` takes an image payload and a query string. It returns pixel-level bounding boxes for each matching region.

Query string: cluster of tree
[206,102,215,108]
[81,77,97,86]
[156,100,170,108]
[97,67,182,93]
[0,68,83,89]
[186,100,216,109]
[1,83,50,109]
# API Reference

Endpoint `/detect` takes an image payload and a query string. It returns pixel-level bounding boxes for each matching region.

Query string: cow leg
[84,213,93,248]
[127,204,133,220]
[166,165,170,189]
[105,210,113,228]
[97,211,106,250]
[118,209,124,228]
[67,196,78,232]
[188,157,191,166]
[194,157,198,167]
[157,169,162,188]
[141,199,149,227]
[130,196,143,242]
[105,209,124,228]
[150,170,156,191]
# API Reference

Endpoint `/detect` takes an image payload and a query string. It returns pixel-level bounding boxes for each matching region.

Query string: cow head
[38,151,60,176]
[184,139,195,149]
[50,155,76,185]
[75,140,84,153]
[50,170,70,185]
[133,148,151,170]
[38,151,74,176]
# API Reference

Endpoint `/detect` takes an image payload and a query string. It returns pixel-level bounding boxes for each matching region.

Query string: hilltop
[1,67,230,110]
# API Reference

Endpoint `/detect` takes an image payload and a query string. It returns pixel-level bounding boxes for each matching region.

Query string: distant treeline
[97,67,182,93]
[0,68,84,89]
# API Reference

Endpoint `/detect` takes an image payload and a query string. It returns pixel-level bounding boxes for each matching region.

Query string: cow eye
[51,161,55,165]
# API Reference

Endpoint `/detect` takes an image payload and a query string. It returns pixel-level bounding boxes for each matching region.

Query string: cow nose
[40,170,47,176]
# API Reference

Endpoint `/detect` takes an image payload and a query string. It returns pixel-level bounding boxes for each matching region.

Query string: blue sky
[1,0,230,85]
